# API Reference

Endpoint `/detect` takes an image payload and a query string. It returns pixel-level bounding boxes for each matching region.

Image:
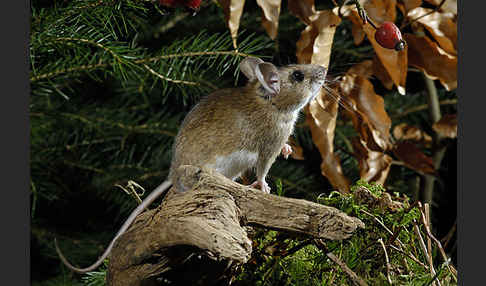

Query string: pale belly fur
[207,150,258,180]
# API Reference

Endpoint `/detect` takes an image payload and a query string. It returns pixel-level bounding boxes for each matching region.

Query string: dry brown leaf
[362,0,397,24]
[372,54,394,90]
[398,0,423,14]
[337,4,366,45]
[423,0,457,15]
[362,20,408,94]
[393,141,436,175]
[432,114,457,138]
[218,0,246,49]
[347,60,373,79]
[393,123,433,143]
[306,89,350,193]
[423,0,440,4]
[256,0,282,40]
[340,73,393,152]
[287,137,305,160]
[288,0,315,26]
[348,10,366,45]
[404,33,457,90]
[440,0,457,15]
[296,9,341,67]
[352,137,392,185]
[408,7,457,55]
[297,9,349,193]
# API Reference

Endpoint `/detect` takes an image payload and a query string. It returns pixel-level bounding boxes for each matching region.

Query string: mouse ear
[255,62,280,96]
[239,57,264,81]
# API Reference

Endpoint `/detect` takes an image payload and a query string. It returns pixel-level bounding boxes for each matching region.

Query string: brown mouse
[169,57,327,192]
[55,57,327,273]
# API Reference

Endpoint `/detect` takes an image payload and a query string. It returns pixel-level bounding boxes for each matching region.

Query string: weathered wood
[107,166,364,286]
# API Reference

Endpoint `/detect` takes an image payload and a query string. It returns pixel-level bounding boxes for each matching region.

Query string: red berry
[374,21,405,51]
[184,0,201,9]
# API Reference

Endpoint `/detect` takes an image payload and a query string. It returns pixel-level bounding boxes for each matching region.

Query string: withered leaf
[432,114,457,138]
[347,59,373,79]
[340,72,393,152]
[218,0,246,49]
[372,54,394,90]
[352,137,392,185]
[398,0,423,14]
[296,9,349,193]
[362,21,408,95]
[296,9,341,67]
[287,137,305,160]
[288,0,314,26]
[306,89,350,193]
[348,9,366,45]
[393,123,432,143]
[256,0,282,40]
[363,0,397,24]
[408,7,457,55]
[404,33,457,90]
[423,0,457,15]
[393,141,436,175]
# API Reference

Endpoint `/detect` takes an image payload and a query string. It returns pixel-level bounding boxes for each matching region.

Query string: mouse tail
[55,180,173,273]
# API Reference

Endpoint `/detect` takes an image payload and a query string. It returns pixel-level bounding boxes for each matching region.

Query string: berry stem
[338,0,379,30]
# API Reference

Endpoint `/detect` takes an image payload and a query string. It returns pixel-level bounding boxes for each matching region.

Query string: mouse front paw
[250,180,271,194]
[281,143,293,159]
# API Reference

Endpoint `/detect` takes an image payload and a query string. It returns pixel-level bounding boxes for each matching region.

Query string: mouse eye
[291,70,305,82]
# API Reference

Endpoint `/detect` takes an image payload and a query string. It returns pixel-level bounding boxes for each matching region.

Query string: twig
[59,112,177,137]
[115,180,146,205]
[338,0,378,29]
[143,64,199,86]
[385,226,403,247]
[378,238,392,285]
[30,63,107,82]
[314,240,368,286]
[425,259,450,286]
[413,221,440,286]
[391,99,457,119]
[327,252,369,286]
[402,0,447,29]
[441,220,456,248]
[419,207,458,281]
[31,50,251,82]
[53,37,124,64]
[422,74,447,205]
[389,245,428,268]
[63,160,105,173]
[139,50,250,64]
[360,210,393,236]
[424,204,434,280]
[360,209,423,265]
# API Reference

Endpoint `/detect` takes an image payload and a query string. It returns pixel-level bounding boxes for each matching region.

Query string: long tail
[55,180,173,273]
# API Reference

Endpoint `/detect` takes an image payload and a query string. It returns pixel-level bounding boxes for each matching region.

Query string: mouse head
[239,57,327,112]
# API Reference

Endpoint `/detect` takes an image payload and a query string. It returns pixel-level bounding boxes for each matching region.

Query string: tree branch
[107,165,364,286]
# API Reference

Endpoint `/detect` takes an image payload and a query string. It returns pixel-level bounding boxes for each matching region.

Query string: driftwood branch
[107,166,364,286]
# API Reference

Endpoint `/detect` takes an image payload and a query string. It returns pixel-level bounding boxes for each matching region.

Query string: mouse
[55,56,328,273]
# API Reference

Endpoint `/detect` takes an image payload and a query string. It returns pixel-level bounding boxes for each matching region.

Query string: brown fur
[169,63,327,190]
